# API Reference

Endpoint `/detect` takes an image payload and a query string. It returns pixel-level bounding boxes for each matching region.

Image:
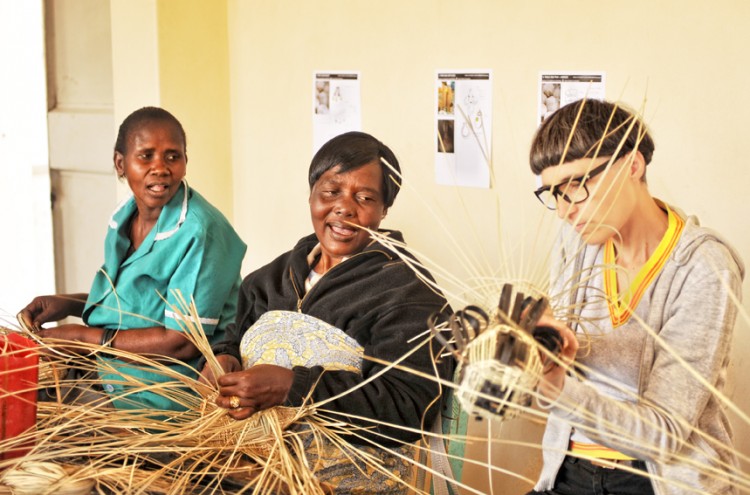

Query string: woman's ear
[114,151,125,178]
[629,151,647,181]
[382,207,389,219]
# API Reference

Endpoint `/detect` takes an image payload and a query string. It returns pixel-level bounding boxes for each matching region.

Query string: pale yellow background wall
[225,1,750,493]
[157,0,234,218]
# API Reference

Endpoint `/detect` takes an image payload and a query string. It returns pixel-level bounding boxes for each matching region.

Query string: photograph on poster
[437,119,454,153]
[438,80,455,115]
[315,80,330,115]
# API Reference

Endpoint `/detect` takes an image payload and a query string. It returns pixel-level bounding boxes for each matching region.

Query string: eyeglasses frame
[533,158,613,210]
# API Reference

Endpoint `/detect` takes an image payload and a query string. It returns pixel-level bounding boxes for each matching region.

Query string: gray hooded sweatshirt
[534,207,745,495]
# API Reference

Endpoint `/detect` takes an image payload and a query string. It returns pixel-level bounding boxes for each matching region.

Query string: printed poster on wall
[313,72,361,153]
[435,71,492,189]
[538,71,606,124]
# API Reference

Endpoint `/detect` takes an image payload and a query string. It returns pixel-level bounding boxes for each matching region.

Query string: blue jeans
[526,456,655,495]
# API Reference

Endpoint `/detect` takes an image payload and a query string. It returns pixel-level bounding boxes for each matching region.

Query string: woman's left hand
[216,364,295,420]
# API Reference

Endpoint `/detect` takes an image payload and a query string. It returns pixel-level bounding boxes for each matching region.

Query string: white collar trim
[154,179,189,241]
[107,179,189,242]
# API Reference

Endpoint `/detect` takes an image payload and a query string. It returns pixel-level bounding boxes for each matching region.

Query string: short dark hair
[308,131,402,208]
[114,107,187,155]
[529,99,654,175]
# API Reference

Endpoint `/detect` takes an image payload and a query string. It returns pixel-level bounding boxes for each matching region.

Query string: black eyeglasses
[533,160,611,210]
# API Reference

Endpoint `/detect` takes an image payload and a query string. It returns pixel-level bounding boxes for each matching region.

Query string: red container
[0,333,39,461]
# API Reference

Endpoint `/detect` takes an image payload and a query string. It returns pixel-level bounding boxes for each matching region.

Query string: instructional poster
[313,72,361,153]
[435,71,492,189]
[538,72,605,123]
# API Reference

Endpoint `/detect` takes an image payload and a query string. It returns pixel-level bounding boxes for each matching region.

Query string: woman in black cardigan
[202,131,451,493]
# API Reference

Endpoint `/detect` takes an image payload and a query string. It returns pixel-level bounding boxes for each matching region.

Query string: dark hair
[308,131,402,208]
[114,107,187,155]
[529,99,654,175]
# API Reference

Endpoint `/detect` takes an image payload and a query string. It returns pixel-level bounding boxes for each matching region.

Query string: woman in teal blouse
[20,107,246,411]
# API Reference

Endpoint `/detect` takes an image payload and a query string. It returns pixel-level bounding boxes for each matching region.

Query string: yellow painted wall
[110,0,160,119]
[156,0,233,218]
[226,1,750,493]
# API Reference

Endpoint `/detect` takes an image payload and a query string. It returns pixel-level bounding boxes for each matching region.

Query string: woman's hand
[199,354,242,388]
[216,364,295,420]
[20,294,87,329]
[535,314,579,402]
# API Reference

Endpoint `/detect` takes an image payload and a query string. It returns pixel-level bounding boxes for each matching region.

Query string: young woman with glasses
[525,99,744,495]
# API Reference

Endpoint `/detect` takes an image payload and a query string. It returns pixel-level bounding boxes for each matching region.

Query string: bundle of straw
[0,291,419,495]
[0,461,94,495]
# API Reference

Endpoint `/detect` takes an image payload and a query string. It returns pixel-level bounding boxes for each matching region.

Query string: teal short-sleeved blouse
[83,181,246,411]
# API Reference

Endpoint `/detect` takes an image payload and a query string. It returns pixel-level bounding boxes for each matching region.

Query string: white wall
[0,0,55,321]
[46,0,114,111]
[226,1,750,492]
[46,0,117,295]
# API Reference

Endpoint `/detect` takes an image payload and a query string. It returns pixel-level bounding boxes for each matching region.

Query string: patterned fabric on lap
[240,310,363,372]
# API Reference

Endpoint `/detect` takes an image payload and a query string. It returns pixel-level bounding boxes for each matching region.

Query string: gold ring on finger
[229,395,241,409]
